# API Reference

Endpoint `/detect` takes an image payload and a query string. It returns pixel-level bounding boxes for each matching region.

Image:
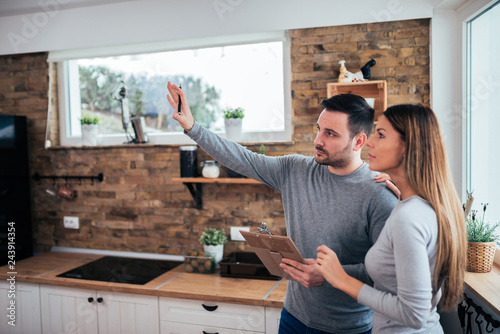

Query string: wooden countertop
[0,251,285,308]
[262,279,288,308]
[6,251,496,314]
[464,263,500,315]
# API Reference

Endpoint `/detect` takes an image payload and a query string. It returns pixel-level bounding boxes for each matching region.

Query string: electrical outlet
[64,216,79,229]
[230,226,250,241]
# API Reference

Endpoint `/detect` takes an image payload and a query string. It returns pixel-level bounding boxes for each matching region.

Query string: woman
[315,104,467,333]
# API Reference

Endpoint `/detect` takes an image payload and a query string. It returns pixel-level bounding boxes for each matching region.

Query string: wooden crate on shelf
[327,80,387,123]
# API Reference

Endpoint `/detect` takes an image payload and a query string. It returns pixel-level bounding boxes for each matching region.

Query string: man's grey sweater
[187,122,397,333]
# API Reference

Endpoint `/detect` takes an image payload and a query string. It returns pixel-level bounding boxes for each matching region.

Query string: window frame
[53,31,292,147]
[461,0,500,258]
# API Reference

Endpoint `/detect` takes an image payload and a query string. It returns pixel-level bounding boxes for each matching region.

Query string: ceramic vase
[203,244,224,269]
[224,118,242,142]
[81,124,98,146]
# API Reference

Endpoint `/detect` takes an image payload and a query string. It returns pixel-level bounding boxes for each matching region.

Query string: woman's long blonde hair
[384,104,467,311]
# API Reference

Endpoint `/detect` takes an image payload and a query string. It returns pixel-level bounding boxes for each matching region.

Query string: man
[167,82,397,334]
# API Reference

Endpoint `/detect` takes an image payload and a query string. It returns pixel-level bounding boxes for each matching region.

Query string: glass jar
[202,160,220,178]
[179,146,198,177]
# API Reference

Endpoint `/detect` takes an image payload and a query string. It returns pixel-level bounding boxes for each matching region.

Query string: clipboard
[239,230,305,280]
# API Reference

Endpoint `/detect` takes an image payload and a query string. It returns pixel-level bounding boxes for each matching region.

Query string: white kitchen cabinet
[97,290,159,334]
[40,285,98,334]
[0,281,42,334]
[160,322,261,334]
[265,307,281,334]
[159,297,266,333]
[40,285,159,334]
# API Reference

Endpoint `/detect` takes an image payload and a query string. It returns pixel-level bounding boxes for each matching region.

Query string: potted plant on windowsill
[80,114,99,146]
[464,193,500,273]
[199,228,227,269]
[223,107,245,142]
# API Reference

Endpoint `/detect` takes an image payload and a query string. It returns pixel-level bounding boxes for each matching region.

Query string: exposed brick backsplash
[0,18,429,256]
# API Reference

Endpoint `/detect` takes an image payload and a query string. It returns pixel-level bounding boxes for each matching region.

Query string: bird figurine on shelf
[338,59,376,83]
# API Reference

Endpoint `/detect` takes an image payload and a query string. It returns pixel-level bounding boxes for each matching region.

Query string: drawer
[159,297,265,332]
[160,321,261,334]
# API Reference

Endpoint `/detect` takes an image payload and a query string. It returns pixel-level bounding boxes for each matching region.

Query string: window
[52,32,291,146]
[465,1,500,244]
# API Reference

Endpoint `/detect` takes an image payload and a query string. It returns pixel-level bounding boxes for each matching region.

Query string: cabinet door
[97,291,159,334]
[0,282,41,334]
[265,307,281,334]
[160,321,259,334]
[160,297,265,332]
[40,285,98,334]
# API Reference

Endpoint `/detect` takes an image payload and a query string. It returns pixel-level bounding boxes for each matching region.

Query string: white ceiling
[0,0,471,18]
[434,0,473,10]
[0,0,473,56]
[0,0,137,17]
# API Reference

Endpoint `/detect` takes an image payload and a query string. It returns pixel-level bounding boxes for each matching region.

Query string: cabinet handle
[88,297,94,303]
[97,297,103,303]
[201,304,218,312]
[202,331,219,334]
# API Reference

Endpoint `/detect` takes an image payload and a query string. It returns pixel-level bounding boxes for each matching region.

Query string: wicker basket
[466,241,497,273]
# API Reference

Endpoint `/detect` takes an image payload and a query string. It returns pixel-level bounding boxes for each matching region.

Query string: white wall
[430,9,462,193]
[0,0,435,55]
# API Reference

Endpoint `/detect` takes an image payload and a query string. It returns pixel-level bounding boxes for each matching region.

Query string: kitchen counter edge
[0,251,286,308]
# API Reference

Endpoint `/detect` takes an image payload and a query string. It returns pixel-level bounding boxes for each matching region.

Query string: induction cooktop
[57,256,183,285]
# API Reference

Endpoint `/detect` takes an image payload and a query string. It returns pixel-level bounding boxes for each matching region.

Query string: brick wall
[291,18,430,160]
[0,19,429,256]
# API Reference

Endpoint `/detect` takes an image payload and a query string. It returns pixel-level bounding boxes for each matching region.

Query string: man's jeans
[278,308,372,334]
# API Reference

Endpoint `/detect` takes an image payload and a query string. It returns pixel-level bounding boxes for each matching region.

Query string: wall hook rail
[33,173,104,185]
[458,293,500,333]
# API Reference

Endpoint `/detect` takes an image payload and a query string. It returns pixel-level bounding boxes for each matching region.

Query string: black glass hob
[57,256,183,285]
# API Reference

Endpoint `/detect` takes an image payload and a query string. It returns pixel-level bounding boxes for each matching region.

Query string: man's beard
[314,142,352,168]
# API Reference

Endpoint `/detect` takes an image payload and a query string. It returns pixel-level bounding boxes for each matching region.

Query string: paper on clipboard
[239,230,305,280]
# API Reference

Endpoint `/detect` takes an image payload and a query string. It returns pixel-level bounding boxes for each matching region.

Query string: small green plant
[223,107,245,119]
[466,203,500,242]
[80,114,99,125]
[259,144,266,155]
[199,228,227,246]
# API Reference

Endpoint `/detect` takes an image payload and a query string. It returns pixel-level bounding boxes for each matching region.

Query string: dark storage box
[227,168,246,178]
[219,252,280,280]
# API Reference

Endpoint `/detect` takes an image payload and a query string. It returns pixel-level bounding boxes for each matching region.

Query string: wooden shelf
[327,80,387,122]
[171,177,262,185]
[171,177,264,209]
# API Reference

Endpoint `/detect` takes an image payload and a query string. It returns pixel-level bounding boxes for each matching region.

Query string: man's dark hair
[319,94,375,138]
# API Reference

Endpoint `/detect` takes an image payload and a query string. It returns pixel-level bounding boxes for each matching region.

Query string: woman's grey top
[358,196,444,333]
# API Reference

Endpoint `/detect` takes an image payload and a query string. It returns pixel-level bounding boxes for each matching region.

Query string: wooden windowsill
[45,141,295,151]
[464,262,500,316]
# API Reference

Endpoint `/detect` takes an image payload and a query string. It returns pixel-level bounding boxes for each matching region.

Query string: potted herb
[223,107,245,142]
[259,144,266,155]
[80,114,99,146]
[464,193,500,273]
[199,228,227,268]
